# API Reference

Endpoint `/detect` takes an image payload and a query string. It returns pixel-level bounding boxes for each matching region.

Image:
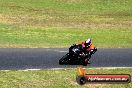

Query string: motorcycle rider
[78,38,97,64]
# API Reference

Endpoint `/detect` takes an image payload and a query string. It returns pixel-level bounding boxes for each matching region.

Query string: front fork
[79,53,91,64]
[85,55,91,63]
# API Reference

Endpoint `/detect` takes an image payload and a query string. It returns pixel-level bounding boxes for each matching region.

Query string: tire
[76,75,87,85]
[83,62,87,66]
[79,58,88,66]
[83,58,88,66]
[82,56,91,66]
[59,53,69,65]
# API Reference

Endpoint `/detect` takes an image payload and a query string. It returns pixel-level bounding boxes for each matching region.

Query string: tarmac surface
[0,48,132,70]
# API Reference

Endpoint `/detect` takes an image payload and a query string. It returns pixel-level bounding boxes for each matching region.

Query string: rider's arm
[89,43,97,54]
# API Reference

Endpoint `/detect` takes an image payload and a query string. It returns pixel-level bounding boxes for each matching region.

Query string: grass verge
[0,0,132,48]
[0,68,131,88]
[0,24,131,48]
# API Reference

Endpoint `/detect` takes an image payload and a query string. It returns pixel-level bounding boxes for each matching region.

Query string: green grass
[0,1,131,88]
[0,24,131,48]
[0,0,132,28]
[0,68,131,88]
[0,0,132,48]
[0,0,132,13]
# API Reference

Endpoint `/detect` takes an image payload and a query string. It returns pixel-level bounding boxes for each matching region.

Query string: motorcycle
[59,44,95,66]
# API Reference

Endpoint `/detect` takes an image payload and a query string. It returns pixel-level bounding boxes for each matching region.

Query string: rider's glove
[94,47,97,52]
[90,47,97,54]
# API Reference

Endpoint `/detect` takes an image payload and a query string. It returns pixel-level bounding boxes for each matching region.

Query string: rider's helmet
[84,38,91,47]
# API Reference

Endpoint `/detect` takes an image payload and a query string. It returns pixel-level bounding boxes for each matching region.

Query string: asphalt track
[0,48,132,70]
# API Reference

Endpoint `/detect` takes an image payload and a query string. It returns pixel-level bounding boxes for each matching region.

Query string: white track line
[88,67,132,69]
[1,67,132,71]
[53,50,68,52]
[49,67,132,70]
[20,69,41,71]
[19,67,132,71]
[45,49,68,53]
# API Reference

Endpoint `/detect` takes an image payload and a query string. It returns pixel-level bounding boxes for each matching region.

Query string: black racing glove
[89,47,97,55]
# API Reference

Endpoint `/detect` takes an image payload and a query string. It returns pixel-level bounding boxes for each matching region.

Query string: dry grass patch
[0,12,132,28]
[19,80,55,88]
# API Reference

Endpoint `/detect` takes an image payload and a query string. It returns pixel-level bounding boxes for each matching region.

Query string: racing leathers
[78,42,97,63]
